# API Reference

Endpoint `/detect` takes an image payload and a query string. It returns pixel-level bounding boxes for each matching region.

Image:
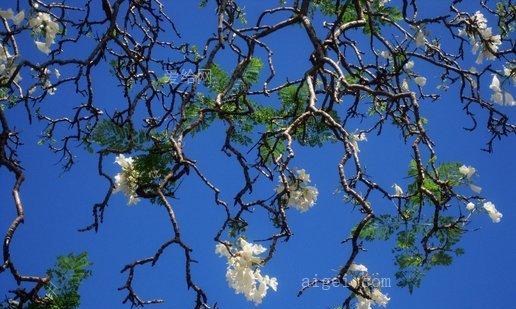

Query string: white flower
[489,75,515,106]
[113,154,140,205]
[351,132,367,152]
[491,91,515,106]
[215,243,232,258]
[379,51,391,59]
[0,45,11,62]
[239,239,267,263]
[217,239,278,305]
[0,9,24,26]
[483,201,502,223]
[404,60,414,71]
[489,75,501,92]
[503,65,515,83]
[379,0,390,6]
[349,263,368,272]
[356,296,373,309]
[353,132,367,142]
[30,12,60,55]
[474,27,501,64]
[461,12,502,64]
[415,29,426,47]
[414,76,427,87]
[28,86,36,95]
[35,41,51,54]
[0,44,18,82]
[54,68,61,79]
[472,11,488,29]
[12,10,24,25]
[43,79,56,95]
[127,195,139,205]
[459,165,476,179]
[392,184,403,196]
[292,186,319,212]
[0,9,14,19]
[371,288,390,306]
[296,169,311,183]
[349,270,390,309]
[466,202,475,211]
[469,184,482,194]
[503,66,511,77]
[401,79,409,92]
[115,154,134,168]
[276,168,318,213]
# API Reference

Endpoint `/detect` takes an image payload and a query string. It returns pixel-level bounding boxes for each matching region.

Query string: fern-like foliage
[87,120,150,152]
[1,253,92,309]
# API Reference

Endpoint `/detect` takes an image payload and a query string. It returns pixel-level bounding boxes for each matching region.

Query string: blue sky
[0,1,515,308]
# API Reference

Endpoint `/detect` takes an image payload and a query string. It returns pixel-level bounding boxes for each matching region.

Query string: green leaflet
[87,120,150,152]
[5,253,93,309]
[311,0,402,34]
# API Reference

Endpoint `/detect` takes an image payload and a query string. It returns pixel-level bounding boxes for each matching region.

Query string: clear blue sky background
[1,1,515,308]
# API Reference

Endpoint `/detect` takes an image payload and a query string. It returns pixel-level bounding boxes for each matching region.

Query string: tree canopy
[0,0,514,308]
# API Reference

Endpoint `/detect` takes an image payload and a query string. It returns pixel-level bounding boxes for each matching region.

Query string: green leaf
[353,214,398,241]
[395,267,425,294]
[88,120,150,152]
[242,57,263,85]
[13,252,94,309]
[396,230,415,249]
[429,252,453,266]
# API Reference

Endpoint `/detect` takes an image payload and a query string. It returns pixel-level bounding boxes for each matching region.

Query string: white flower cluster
[466,202,476,211]
[348,264,390,309]
[400,60,427,92]
[458,165,482,194]
[0,8,23,83]
[458,11,501,64]
[482,201,503,223]
[35,67,60,95]
[276,169,319,213]
[503,65,515,84]
[465,201,502,223]
[350,132,367,153]
[460,165,502,223]
[392,183,403,196]
[0,9,25,25]
[414,27,427,47]
[29,12,60,55]
[0,45,21,85]
[349,263,368,273]
[113,154,140,205]
[459,165,476,179]
[216,239,278,305]
[379,0,390,7]
[489,75,515,106]
[379,50,391,59]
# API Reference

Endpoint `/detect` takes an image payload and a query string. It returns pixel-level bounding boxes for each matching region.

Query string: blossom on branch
[459,165,476,179]
[29,12,60,55]
[489,75,515,106]
[216,239,278,305]
[458,11,502,64]
[276,169,319,213]
[349,270,390,309]
[113,154,140,205]
[483,201,502,223]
